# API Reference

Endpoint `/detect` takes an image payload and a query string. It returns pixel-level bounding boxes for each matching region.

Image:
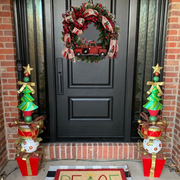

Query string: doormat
[46,165,132,180]
[55,169,126,180]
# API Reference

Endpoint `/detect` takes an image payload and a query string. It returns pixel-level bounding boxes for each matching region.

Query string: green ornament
[153,76,159,82]
[24,116,32,122]
[23,77,30,82]
[149,116,157,122]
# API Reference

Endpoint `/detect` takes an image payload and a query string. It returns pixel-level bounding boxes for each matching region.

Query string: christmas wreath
[61,1,120,63]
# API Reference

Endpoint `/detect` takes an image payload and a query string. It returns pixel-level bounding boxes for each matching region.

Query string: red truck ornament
[74,41,107,57]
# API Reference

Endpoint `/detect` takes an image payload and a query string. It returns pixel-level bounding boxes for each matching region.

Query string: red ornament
[25,73,29,77]
[105,36,107,39]
[155,72,159,76]
[99,4,102,7]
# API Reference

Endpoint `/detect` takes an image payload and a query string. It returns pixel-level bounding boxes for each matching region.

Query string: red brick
[0,12,12,17]
[60,144,65,159]
[118,143,123,159]
[8,79,17,83]
[0,55,5,60]
[170,0,180,2]
[98,143,102,159]
[72,143,76,159]
[113,143,118,159]
[165,49,179,53]
[5,42,15,48]
[6,55,15,60]
[129,144,134,159]
[1,61,15,66]
[2,5,11,11]
[10,102,18,106]
[169,4,180,10]
[166,36,180,41]
[108,143,113,159]
[66,144,71,159]
[49,145,54,160]
[4,96,18,101]
[167,30,178,35]
[124,144,128,159]
[0,49,15,54]
[0,0,12,4]
[168,17,179,23]
[0,37,14,42]
[4,31,15,36]
[0,43,4,48]
[9,91,17,95]
[82,143,87,159]
[77,144,81,159]
[103,143,107,159]
[7,67,16,72]
[3,17,12,23]
[55,144,60,159]
[93,143,97,159]
[88,143,92,160]
[2,73,16,78]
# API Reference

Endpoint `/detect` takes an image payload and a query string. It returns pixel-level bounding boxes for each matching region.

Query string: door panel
[53,0,129,139]
[69,60,113,87]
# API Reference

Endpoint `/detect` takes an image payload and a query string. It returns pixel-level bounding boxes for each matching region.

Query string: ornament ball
[25,72,29,77]
[155,72,159,76]
[149,116,157,122]
[23,77,30,82]
[153,76,159,82]
[24,116,32,122]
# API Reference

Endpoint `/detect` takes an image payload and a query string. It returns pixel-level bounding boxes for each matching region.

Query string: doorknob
[57,58,63,95]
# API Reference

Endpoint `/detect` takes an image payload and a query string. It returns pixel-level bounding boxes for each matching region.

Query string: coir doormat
[55,169,126,180]
[46,166,132,180]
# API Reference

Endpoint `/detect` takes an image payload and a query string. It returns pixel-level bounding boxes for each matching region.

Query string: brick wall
[0,0,180,167]
[0,68,7,171]
[163,0,180,168]
[43,143,140,160]
[0,0,19,163]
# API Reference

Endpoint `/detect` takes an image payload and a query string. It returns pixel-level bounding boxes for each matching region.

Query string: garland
[61,1,120,63]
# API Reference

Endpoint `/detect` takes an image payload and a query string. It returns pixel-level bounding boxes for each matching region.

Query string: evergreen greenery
[62,1,120,62]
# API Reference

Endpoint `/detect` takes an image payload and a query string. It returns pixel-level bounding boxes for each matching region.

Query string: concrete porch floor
[1,159,180,180]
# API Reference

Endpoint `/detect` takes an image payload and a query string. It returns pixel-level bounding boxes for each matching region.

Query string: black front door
[53,0,129,140]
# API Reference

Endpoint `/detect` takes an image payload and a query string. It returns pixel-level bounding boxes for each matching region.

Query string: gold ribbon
[150,153,156,177]
[147,81,164,96]
[17,81,36,94]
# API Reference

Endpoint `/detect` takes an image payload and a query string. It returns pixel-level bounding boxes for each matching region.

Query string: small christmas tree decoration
[143,63,164,117]
[17,64,38,122]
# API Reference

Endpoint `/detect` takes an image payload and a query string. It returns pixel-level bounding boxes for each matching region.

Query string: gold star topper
[23,64,33,75]
[152,63,163,74]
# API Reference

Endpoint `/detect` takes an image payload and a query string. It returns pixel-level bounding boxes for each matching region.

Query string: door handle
[57,58,63,95]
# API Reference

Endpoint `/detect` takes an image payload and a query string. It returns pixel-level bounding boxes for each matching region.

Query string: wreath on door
[61,1,120,63]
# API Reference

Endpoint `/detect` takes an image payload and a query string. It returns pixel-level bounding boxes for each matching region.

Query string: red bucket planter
[23,111,33,116]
